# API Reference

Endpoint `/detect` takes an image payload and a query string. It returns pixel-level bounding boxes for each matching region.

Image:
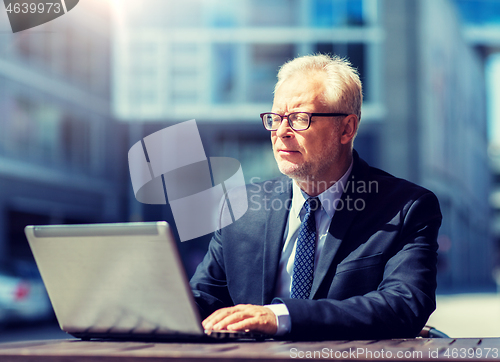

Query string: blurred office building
[453,0,500,288]
[384,0,492,290]
[0,1,126,265]
[114,0,495,290]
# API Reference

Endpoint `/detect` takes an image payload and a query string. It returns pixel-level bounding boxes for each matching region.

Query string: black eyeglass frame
[260,112,349,131]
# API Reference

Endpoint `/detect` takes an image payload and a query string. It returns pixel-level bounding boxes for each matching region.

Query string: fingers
[202,305,246,330]
[226,314,277,335]
[202,304,277,335]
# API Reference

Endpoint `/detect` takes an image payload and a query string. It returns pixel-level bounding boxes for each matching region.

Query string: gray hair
[274,54,363,120]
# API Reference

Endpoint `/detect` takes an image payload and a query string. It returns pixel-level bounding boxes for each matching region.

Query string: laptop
[24,222,268,341]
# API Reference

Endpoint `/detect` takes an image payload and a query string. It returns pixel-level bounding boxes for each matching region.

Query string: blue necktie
[291,197,320,299]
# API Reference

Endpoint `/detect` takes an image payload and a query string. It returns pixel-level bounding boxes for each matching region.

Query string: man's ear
[340,114,359,145]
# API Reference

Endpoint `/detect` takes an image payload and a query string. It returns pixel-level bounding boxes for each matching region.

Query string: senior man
[190,54,442,340]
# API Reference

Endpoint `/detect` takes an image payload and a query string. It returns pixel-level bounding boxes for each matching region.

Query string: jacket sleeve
[274,192,441,340]
[189,228,233,320]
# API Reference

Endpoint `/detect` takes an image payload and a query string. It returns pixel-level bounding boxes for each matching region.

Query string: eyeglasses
[260,112,349,131]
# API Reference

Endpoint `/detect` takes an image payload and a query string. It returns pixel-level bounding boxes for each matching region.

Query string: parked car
[0,261,53,326]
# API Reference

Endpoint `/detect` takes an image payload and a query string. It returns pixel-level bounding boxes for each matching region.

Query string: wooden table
[0,338,498,361]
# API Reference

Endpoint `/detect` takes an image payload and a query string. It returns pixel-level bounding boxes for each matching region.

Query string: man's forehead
[273,74,327,110]
[280,71,325,88]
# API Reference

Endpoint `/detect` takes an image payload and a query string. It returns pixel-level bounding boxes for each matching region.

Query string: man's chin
[278,163,308,181]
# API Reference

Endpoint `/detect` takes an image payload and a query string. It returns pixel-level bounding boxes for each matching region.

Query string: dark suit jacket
[190,151,442,340]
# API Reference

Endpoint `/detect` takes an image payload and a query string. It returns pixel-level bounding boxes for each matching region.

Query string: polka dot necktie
[291,197,321,299]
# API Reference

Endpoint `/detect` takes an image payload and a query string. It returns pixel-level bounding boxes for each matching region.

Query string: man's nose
[275,116,292,137]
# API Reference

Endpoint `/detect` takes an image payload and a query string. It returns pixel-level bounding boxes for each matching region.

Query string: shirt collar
[291,159,354,219]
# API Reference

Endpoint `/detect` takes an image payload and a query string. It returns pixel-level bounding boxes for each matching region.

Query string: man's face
[271,73,345,185]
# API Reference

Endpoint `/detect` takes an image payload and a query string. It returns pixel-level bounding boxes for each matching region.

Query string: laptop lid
[24,222,205,339]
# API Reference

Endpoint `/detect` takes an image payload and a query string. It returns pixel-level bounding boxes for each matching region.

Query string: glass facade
[454,0,500,25]
[113,0,382,122]
[0,0,125,264]
[311,0,365,27]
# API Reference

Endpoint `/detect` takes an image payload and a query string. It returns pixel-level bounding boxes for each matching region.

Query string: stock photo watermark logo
[4,0,79,33]
[128,120,248,242]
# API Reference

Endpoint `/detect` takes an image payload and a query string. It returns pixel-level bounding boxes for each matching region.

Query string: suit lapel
[310,151,369,298]
[262,178,292,305]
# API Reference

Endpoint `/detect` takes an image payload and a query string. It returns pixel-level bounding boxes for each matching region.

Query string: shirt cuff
[264,303,291,336]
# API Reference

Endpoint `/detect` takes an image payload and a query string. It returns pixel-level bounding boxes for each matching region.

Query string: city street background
[0,0,500,342]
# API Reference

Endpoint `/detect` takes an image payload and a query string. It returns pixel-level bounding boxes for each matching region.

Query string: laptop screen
[25,222,204,338]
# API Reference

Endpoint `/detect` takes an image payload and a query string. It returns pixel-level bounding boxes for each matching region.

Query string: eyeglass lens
[263,113,309,130]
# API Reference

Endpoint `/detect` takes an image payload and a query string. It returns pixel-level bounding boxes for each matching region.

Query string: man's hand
[202,304,277,335]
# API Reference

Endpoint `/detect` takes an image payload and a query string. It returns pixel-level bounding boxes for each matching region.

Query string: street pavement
[428,293,500,338]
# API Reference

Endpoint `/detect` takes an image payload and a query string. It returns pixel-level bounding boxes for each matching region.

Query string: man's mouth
[278,149,299,154]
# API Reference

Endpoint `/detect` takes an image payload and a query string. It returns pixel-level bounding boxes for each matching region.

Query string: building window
[311,0,365,27]
[248,0,299,27]
[204,0,239,27]
[213,44,236,103]
[249,44,295,102]
[61,115,91,170]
